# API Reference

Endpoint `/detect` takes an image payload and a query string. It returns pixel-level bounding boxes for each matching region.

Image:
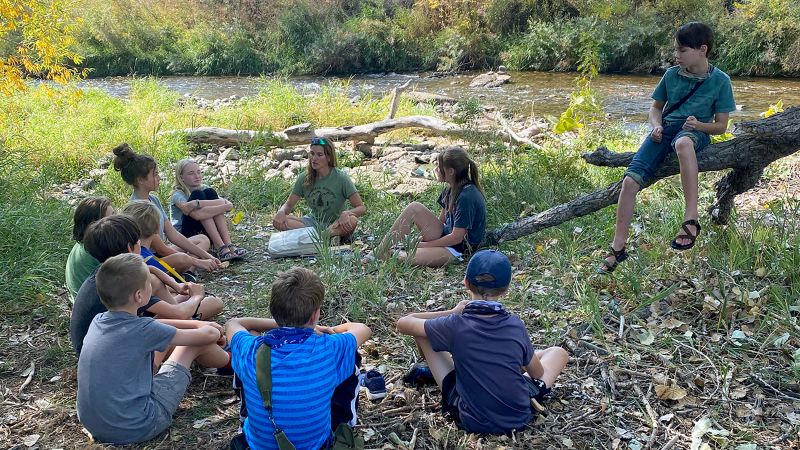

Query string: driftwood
[173,115,538,148]
[386,80,412,120]
[484,106,800,245]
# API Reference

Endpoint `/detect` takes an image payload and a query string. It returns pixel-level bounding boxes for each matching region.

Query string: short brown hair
[465,279,508,298]
[72,196,113,242]
[83,215,142,263]
[270,267,324,327]
[121,200,160,238]
[96,253,149,309]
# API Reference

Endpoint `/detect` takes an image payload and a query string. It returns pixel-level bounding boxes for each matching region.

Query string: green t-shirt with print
[291,168,357,227]
[652,65,736,125]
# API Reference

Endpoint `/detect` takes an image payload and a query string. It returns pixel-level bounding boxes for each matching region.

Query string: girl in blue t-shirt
[370,146,487,267]
[171,159,247,262]
[112,143,220,274]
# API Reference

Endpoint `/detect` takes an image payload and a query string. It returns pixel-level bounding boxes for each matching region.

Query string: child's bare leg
[169,234,211,254]
[168,343,230,369]
[604,176,640,267]
[532,347,568,388]
[193,296,224,321]
[212,215,233,245]
[200,217,226,248]
[377,202,443,259]
[413,335,455,387]
[161,252,195,273]
[410,247,454,268]
[674,136,699,246]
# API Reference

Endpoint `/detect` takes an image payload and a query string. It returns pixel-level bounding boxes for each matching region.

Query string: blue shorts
[625,122,710,187]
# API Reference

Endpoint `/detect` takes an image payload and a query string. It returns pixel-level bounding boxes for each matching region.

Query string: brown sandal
[671,219,701,251]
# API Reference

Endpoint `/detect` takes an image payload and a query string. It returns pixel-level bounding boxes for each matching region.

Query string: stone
[219,147,240,163]
[271,148,306,163]
[194,154,207,163]
[405,91,458,105]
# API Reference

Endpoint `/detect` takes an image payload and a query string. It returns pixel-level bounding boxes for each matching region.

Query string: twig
[634,383,658,450]
[383,405,415,416]
[659,435,680,450]
[19,361,34,393]
[751,374,800,400]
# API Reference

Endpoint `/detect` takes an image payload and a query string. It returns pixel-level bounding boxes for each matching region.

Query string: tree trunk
[484,107,800,245]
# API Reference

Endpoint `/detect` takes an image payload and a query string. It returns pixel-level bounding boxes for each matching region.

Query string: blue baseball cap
[466,250,512,289]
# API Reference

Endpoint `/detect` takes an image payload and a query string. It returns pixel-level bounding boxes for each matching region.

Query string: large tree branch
[484,107,800,245]
[168,115,535,148]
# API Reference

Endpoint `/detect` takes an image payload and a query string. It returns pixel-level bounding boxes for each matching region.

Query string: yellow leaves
[0,0,85,96]
[232,211,244,225]
[761,99,783,118]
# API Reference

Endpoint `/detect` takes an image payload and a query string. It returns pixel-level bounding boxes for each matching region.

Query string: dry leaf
[22,434,40,447]
[729,386,747,399]
[662,318,685,329]
[655,384,687,400]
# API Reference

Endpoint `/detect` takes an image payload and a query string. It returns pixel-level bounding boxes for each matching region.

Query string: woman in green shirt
[273,138,365,239]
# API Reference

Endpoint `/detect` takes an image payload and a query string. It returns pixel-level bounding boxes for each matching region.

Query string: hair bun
[112,143,134,171]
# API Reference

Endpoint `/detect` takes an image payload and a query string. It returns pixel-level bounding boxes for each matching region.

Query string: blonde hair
[122,200,161,238]
[96,253,149,309]
[174,158,198,196]
[304,140,338,188]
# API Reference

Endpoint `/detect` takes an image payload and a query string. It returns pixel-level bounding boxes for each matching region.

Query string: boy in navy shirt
[396,250,568,434]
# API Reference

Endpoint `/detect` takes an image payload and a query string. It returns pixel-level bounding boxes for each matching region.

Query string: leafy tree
[0,0,85,95]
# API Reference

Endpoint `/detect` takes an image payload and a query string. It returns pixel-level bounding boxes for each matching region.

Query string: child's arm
[683,112,730,135]
[328,322,371,346]
[177,199,233,221]
[419,227,467,248]
[170,325,223,347]
[151,235,178,256]
[396,301,469,336]
[524,352,545,380]
[148,265,184,293]
[225,317,280,341]
[649,100,666,142]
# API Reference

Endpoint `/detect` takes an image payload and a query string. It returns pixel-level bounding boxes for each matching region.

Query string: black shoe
[402,362,435,387]
[182,271,199,283]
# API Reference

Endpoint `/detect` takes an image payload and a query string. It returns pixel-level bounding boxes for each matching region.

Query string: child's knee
[194,234,211,250]
[674,136,695,155]
[405,201,424,214]
[203,187,219,200]
[622,176,641,191]
[204,296,224,314]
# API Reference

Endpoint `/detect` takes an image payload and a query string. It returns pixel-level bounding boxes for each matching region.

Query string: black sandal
[597,245,628,274]
[671,219,701,251]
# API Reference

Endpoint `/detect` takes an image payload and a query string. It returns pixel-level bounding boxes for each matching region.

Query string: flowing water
[80,71,800,124]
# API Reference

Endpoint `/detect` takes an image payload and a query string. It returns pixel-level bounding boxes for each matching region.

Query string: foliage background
[67,0,800,77]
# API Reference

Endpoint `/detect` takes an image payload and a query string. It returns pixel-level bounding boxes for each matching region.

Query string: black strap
[662,69,712,119]
[255,344,297,450]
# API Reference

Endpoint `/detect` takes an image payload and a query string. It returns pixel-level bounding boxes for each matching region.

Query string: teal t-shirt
[652,65,736,124]
[291,168,357,227]
[65,242,100,302]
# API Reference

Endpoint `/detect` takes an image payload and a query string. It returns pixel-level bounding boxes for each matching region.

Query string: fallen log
[170,115,538,148]
[484,106,800,245]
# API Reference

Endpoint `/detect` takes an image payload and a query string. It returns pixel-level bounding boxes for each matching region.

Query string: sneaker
[362,369,387,400]
[181,271,199,283]
[402,362,435,387]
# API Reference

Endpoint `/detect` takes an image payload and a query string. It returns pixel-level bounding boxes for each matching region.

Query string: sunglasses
[310,137,328,146]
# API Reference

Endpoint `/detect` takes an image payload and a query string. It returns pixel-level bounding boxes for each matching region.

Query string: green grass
[1,82,799,449]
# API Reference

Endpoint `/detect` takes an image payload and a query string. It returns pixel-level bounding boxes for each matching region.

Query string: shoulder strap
[255,344,297,450]
[662,70,711,119]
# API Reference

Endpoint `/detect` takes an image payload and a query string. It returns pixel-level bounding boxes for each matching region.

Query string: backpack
[267,227,321,258]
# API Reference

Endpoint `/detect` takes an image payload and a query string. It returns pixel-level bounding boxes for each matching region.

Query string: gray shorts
[145,361,192,440]
[301,215,317,228]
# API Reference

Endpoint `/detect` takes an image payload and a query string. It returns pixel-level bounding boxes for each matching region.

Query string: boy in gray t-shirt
[76,253,230,444]
[396,250,568,434]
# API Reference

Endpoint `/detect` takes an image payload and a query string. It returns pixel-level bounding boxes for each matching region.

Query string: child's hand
[224,200,234,212]
[452,300,471,314]
[683,116,699,131]
[186,282,205,298]
[650,125,663,143]
[194,257,219,271]
[176,283,190,295]
[314,324,335,335]
[274,210,288,229]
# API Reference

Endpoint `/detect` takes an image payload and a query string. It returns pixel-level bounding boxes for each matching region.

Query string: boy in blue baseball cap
[396,250,568,434]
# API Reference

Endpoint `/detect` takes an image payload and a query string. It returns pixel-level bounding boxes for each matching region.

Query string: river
[79,71,800,123]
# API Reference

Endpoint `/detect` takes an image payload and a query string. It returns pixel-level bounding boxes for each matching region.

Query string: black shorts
[440,371,551,427]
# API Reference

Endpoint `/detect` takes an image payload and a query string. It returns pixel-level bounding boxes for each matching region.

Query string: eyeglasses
[310,137,328,146]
